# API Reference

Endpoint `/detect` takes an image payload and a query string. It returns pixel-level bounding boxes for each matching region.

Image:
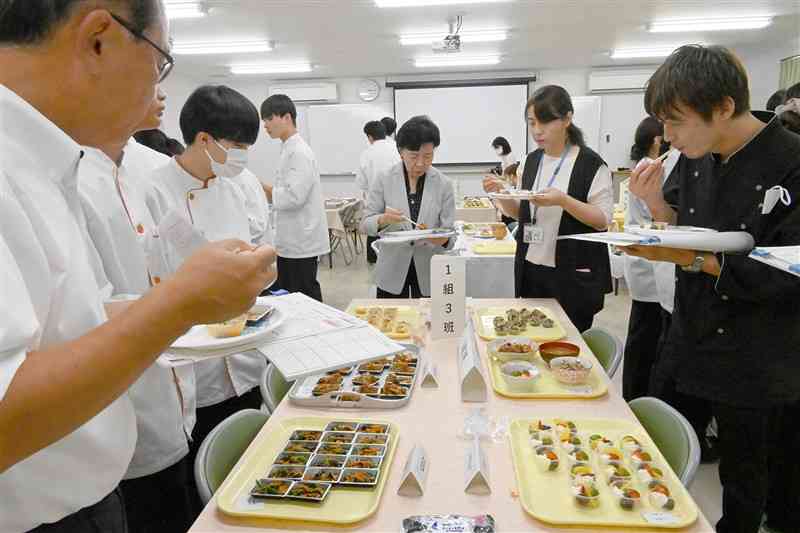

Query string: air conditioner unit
[267,83,338,103]
[588,69,655,94]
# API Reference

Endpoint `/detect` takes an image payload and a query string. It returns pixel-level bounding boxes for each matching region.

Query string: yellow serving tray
[486,350,607,399]
[474,306,567,342]
[509,418,699,529]
[345,304,421,340]
[471,241,517,255]
[216,416,399,524]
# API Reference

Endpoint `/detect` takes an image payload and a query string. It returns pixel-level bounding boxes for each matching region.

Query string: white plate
[171,306,285,352]
[631,225,717,236]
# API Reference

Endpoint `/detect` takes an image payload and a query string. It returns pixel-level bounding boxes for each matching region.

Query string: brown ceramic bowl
[538,341,580,367]
[491,223,508,240]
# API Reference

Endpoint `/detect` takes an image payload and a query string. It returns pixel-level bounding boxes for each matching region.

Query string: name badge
[523,224,545,245]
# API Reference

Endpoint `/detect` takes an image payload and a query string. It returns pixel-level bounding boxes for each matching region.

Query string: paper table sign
[397,445,429,497]
[430,255,466,340]
[464,438,491,495]
[458,317,487,402]
[642,511,679,525]
[420,360,440,388]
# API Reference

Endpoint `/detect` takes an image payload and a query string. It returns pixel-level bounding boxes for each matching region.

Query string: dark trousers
[274,256,323,302]
[186,387,263,517]
[519,262,598,333]
[377,260,422,299]
[119,456,194,533]
[28,488,127,533]
[622,300,666,401]
[366,235,378,264]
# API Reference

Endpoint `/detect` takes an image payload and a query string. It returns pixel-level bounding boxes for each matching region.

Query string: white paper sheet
[749,246,800,278]
[560,229,755,253]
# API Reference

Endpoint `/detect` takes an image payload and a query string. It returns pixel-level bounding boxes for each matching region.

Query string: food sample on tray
[251,479,291,498]
[497,341,533,353]
[303,468,342,482]
[534,446,559,471]
[356,385,379,395]
[604,462,633,485]
[346,456,382,469]
[340,469,378,485]
[463,197,488,208]
[352,306,416,338]
[268,466,304,479]
[611,481,641,510]
[317,443,351,456]
[284,441,318,453]
[352,374,380,386]
[325,421,358,432]
[311,455,346,468]
[351,444,385,457]
[359,361,387,373]
[355,433,388,445]
[386,373,413,386]
[274,452,311,466]
[287,482,330,501]
[569,464,596,485]
[394,351,418,365]
[588,433,613,451]
[390,362,416,374]
[572,481,600,508]
[206,315,247,338]
[648,482,677,510]
[316,375,344,385]
[326,366,355,376]
[381,382,409,397]
[358,423,389,434]
[313,383,341,396]
[323,432,355,444]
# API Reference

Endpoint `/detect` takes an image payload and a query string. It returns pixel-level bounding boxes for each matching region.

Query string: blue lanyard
[530,145,570,224]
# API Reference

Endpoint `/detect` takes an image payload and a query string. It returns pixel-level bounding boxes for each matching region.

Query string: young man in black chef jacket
[626,45,800,533]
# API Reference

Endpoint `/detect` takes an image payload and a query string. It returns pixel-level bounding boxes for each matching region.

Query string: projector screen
[394,83,529,165]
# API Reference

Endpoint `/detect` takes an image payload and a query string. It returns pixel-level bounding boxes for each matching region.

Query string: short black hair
[0,0,157,45]
[779,109,800,135]
[492,136,511,155]
[396,115,440,151]
[260,94,297,125]
[381,116,397,136]
[766,89,787,112]
[364,120,386,140]
[527,85,585,147]
[645,44,750,122]
[786,82,800,101]
[180,85,260,146]
[630,116,664,162]
[134,129,184,156]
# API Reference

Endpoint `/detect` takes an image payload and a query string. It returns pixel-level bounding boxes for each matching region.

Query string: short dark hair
[786,82,800,101]
[779,109,800,135]
[767,89,787,112]
[363,120,386,140]
[527,85,585,147]
[381,116,397,136]
[396,115,440,151]
[492,136,512,155]
[0,0,157,45]
[645,44,750,122]
[180,85,260,146]
[134,129,184,157]
[260,94,297,125]
[630,116,664,162]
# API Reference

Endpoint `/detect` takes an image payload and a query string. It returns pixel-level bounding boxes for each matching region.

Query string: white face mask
[495,147,504,156]
[206,139,248,178]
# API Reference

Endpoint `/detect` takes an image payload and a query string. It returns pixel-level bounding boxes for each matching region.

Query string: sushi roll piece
[553,419,578,435]
[528,420,553,434]
[566,448,591,465]
[534,446,560,472]
[597,446,624,465]
[559,434,582,453]
[611,481,641,511]
[569,464,596,485]
[529,430,554,448]
[636,464,665,484]
[630,449,654,469]
[648,482,676,510]
[604,462,632,485]
[572,481,600,508]
[588,433,613,451]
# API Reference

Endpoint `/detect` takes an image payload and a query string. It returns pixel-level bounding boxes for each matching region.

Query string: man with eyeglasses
[0,2,277,531]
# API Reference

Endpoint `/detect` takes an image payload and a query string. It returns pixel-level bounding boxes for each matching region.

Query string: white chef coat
[0,84,136,531]
[355,138,401,197]
[146,158,267,407]
[525,145,614,267]
[231,168,272,246]
[500,151,517,172]
[79,144,196,479]
[623,150,680,311]
[272,133,331,258]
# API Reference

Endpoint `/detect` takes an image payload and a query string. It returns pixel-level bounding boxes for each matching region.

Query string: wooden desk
[189,298,713,533]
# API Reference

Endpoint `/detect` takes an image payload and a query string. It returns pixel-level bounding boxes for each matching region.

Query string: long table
[189,298,713,533]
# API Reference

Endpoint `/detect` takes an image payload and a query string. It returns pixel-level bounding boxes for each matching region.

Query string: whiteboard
[570,96,602,154]
[394,84,528,165]
[307,103,392,175]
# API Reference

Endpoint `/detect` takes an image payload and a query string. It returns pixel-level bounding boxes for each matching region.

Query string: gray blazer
[360,162,455,296]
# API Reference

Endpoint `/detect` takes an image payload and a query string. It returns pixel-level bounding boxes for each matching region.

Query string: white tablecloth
[325,199,361,233]
[455,206,498,223]
[454,232,516,298]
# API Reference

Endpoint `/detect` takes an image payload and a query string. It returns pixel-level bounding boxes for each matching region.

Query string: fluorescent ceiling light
[414,55,500,68]
[610,45,701,59]
[377,0,510,7]
[230,63,313,75]
[173,41,273,55]
[400,29,508,46]
[649,16,773,33]
[165,1,206,19]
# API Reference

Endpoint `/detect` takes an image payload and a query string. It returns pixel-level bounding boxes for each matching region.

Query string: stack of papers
[749,246,800,277]
[559,226,755,253]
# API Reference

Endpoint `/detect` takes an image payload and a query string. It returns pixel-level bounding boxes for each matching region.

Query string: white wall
[732,37,800,110]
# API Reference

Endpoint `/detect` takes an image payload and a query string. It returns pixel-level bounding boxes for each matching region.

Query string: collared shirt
[145,158,266,407]
[0,84,136,531]
[355,138,401,196]
[231,168,272,246]
[272,133,330,258]
[663,111,800,406]
[403,165,426,223]
[79,143,196,479]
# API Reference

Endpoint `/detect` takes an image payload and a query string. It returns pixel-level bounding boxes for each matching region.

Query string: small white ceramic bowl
[500,360,540,391]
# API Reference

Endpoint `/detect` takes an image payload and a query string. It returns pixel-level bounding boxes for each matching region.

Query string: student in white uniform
[232,167,273,246]
[144,85,269,509]
[356,120,401,264]
[381,116,398,140]
[492,136,517,172]
[261,94,330,301]
[621,116,679,401]
[80,87,199,532]
[484,86,613,332]
[0,3,276,532]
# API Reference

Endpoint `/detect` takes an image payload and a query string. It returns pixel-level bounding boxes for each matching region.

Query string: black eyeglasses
[109,12,175,82]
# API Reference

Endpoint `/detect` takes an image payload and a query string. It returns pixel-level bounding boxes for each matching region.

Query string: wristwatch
[681,252,705,273]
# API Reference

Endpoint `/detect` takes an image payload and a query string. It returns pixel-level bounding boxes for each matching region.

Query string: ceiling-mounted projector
[432,33,461,54]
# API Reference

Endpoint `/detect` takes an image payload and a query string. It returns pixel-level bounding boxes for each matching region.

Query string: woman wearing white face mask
[492,136,517,172]
[144,85,269,514]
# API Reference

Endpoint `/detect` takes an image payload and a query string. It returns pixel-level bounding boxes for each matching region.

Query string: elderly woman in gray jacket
[361,115,455,298]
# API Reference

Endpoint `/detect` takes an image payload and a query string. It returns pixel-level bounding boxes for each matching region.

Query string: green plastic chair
[581,326,623,378]
[194,409,269,505]
[260,363,294,414]
[629,397,701,487]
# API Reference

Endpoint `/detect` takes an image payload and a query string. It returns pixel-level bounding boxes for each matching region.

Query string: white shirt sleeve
[587,165,614,227]
[273,149,316,211]
[516,157,526,188]
[0,233,38,400]
[354,151,369,195]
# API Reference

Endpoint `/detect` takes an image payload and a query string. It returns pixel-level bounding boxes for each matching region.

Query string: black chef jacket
[662,111,800,407]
